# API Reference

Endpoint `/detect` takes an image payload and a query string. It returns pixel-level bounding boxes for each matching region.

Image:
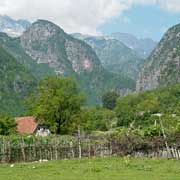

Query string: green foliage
[27,76,85,134]
[115,84,180,129]
[0,46,36,116]
[75,67,135,105]
[143,125,162,137]
[0,114,17,135]
[79,107,116,132]
[102,91,119,110]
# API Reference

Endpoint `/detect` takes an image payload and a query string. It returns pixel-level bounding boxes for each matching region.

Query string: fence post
[20,137,26,162]
[70,140,74,158]
[1,137,6,163]
[88,135,91,158]
[109,141,112,156]
[8,138,11,162]
[78,126,82,159]
[175,148,179,160]
[159,117,171,155]
[55,137,58,160]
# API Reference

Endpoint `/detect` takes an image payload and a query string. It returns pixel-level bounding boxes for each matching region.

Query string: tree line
[0,76,180,137]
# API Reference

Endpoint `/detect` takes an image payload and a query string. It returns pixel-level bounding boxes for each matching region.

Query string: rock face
[137,24,180,91]
[71,34,143,80]
[111,32,157,58]
[0,15,31,37]
[0,46,36,116]
[21,20,101,75]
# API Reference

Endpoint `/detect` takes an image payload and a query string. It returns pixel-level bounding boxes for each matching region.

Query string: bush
[0,114,17,135]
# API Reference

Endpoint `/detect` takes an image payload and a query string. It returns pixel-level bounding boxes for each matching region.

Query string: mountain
[0,15,31,37]
[21,20,103,76]
[111,32,157,58]
[0,46,36,116]
[71,33,143,80]
[136,23,180,91]
[0,32,55,80]
[0,20,135,105]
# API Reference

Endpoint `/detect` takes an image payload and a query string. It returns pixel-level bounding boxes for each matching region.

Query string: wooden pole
[78,125,82,159]
[20,137,26,161]
[88,135,91,158]
[159,117,170,156]
[70,141,74,158]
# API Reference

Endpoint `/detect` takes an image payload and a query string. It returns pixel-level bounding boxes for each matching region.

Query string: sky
[0,0,180,41]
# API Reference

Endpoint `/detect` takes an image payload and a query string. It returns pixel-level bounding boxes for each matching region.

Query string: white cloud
[0,0,180,35]
[158,0,180,12]
[0,0,123,35]
[130,0,180,12]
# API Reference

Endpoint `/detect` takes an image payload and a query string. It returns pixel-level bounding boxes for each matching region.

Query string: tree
[115,92,161,127]
[78,107,116,132]
[102,91,119,110]
[0,114,17,135]
[27,76,85,134]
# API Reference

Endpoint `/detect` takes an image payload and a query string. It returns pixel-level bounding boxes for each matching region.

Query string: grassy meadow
[0,157,180,180]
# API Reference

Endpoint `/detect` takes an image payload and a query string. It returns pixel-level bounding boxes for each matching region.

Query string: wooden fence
[0,135,180,163]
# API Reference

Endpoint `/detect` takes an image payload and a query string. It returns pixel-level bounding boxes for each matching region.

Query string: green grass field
[0,157,180,180]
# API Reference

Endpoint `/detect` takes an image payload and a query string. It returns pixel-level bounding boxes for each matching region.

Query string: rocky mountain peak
[23,20,66,42]
[20,20,102,75]
[136,23,180,91]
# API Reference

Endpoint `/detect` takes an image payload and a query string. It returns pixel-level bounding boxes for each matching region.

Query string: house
[15,116,50,136]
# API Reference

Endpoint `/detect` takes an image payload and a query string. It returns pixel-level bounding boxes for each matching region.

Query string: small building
[15,116,50,136]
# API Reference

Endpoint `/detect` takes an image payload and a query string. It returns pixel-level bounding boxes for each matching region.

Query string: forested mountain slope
[0,46,36,116]
[0,20,135,105]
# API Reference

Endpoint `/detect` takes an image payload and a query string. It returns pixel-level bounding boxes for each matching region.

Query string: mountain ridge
[136,23,180,91]
[0,15,31,37]
[71,33,143,80]
[111,32,157,58]
[0,19,135,106]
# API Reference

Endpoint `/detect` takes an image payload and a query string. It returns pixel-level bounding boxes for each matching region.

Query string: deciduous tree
[27,76,85,134]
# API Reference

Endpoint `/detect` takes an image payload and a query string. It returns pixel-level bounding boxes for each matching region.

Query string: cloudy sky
[0,0,180,40]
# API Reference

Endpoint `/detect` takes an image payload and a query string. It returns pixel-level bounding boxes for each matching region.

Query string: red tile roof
[16,116,38,134]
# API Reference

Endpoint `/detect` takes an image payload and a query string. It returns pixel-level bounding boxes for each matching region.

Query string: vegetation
[80,107,116,132]
[0,114,16,135]
[0,157,180,180]
[0,17,180,180]
[102,91,119,110]
[0,66,179,137]
[115,84,180,130]
[27,76,85,134]
[0,46,36,116]
[0,61,179,137]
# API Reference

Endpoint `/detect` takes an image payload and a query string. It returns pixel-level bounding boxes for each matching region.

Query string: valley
[0,11,179,180]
